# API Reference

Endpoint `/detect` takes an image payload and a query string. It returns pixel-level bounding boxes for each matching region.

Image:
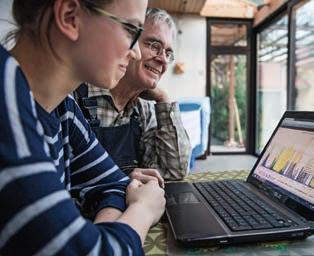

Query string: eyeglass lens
[148,42,174,63]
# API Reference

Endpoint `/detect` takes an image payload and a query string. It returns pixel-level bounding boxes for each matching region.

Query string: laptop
[165,111,314,246]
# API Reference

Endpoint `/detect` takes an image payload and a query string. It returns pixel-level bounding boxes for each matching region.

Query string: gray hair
[145,8,177,41]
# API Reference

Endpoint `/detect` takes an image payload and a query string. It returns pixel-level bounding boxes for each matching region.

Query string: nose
[130,41,142,60]
[155,50,168,65]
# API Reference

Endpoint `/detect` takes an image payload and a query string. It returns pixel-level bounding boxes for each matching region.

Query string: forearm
[141,102,192,180]
[94,207,123,223]
[148,128,190,179]
[116,203,154,245]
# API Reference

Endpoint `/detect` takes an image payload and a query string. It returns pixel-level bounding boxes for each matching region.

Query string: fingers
[141,169,165,188]
[128,179,142,188]
[137,174,159,185]
[130,168,165,188]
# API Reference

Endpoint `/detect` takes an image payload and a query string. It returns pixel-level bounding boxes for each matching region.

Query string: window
[256,15,288,153]
[208,20,251,154]
[292,0,314,110]
[211,55,247,152]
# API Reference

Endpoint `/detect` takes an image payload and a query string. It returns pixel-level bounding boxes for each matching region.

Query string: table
[144,170,314,256]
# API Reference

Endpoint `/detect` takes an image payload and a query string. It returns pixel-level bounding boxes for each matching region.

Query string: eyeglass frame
[143,40,175,64]
[83,3,144,49]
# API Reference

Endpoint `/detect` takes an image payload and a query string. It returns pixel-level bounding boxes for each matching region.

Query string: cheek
[99,30,130,61]
[139,61,149,73]
[99,47,123,75]
[138,64,150,82]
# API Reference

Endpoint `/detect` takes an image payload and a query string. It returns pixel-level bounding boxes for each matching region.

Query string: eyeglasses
[84,4,144,49]
[144,41,175,64]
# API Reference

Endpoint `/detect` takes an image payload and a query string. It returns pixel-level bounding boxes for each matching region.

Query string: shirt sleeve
[0,53,143,255]
[139,101,192,180]
[66,97,130,217]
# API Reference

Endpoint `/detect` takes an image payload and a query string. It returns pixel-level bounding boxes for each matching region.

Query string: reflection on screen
[252,118,314,209]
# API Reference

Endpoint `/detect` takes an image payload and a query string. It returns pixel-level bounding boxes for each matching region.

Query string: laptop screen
[251,116,314,211]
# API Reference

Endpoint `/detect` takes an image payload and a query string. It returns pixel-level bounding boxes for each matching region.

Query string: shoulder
[0,46,31,98]
[0,45,46,160]
[0,45,35,115]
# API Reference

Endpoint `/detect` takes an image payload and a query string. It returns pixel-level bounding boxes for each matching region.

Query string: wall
[0,0,15,49]
[159,14,207,100]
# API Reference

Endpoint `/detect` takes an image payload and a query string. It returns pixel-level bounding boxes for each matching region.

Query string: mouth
[119,65,127,73]
[144,64,162,76]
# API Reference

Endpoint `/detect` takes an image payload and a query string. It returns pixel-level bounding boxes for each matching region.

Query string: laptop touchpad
[167,202,226,239]
[167,192,199,206]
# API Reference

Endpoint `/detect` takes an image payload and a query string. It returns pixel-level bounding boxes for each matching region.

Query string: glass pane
[256,15,288,153]
[211,24,247,46]
[294,0,314,110]
[211,55,247,153]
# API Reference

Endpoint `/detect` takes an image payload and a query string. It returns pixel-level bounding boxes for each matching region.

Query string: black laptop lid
[247,111,314,220]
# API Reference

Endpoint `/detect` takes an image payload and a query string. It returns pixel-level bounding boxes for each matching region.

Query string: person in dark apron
[75,83,141,175]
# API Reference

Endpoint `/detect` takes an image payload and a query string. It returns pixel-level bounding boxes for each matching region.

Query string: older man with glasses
[75,8,191,184]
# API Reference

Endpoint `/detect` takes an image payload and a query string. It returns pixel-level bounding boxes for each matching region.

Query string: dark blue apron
[75,84,142,175]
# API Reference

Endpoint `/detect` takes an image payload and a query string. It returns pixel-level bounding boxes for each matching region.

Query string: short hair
[145,8,177,41]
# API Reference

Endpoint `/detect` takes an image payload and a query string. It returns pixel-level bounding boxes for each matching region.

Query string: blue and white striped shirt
[0,45,143,255]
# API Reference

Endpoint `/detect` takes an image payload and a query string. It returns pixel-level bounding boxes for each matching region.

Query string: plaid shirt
[87,86,192,180]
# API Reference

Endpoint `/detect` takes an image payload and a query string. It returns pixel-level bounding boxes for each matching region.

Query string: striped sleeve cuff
[95,192,126,213]
[96,222,144,255]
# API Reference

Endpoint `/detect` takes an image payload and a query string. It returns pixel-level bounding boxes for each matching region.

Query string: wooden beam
[148,0,207,14]
[200,0,256,18]
[254,0,286,27]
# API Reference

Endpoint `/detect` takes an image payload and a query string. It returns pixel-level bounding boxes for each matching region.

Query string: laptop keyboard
[194,180,296,232]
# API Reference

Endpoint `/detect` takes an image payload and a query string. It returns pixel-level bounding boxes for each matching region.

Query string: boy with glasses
[76,8,191,183]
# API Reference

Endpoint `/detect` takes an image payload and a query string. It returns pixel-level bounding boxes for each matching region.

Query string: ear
[53,0,81,41]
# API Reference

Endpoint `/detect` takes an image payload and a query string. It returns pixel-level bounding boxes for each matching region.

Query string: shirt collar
[87,84,139,113]
[88,85,111,98]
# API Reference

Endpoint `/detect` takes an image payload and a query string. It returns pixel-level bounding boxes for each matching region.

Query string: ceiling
[148,0,259,18]
[148,0,207,14]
